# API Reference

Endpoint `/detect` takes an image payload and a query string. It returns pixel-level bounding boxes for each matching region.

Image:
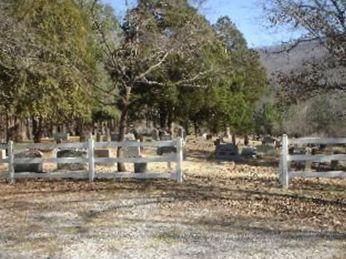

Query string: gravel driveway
[0,151,345,258]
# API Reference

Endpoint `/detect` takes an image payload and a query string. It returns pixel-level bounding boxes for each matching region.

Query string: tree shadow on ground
[235,157,279,167]
[98,215,346,241]
[1,172,345,208]
[186,149,213,160]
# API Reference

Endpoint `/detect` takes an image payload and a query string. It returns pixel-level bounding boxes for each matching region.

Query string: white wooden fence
[0,138,184,183]
[280,134,346,187]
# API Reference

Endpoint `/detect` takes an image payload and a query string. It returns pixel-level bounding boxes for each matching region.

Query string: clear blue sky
[102,0,300,48]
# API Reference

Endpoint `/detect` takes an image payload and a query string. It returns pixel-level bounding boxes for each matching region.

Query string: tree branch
[134,52,170,82]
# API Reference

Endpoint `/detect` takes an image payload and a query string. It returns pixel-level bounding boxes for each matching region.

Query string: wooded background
[0,0,344,142]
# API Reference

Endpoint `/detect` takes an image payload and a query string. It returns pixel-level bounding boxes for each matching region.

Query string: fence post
[8,141,14,184]
[176,137,183,183]
[88,137,95,182]
[280,134,289,188]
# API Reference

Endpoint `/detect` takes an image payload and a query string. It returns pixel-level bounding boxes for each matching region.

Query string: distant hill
[257,40,345,89]
[258,40,328,76]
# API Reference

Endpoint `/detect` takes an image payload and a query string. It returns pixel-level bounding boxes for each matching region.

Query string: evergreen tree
[0,0,98,141]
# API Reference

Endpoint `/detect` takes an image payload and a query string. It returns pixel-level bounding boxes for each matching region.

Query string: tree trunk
[32,117,43,143]
[194,123,199,137]
[244,135,249,146]
[167,110,173,136]
[110,119,117,132]
[184,120,189,136]
[232,133,236,145]
[75,119,83,137]
[66,123,72,135]
[5,115,9,142]
[26,118,32,140]
[47,122,53,138]
[19,119,26,141]
[0,116,4,142]
[117,87,131,172]
[159,105,167,129]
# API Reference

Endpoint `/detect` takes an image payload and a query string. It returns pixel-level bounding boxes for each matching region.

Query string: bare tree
[263,0,345,64]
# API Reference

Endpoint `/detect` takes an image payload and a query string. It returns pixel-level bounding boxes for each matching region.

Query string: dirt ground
[0,138,345,258]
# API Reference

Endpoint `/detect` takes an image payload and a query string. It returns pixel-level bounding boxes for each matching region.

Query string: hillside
[258,40,345,89]
[258,41,328,75]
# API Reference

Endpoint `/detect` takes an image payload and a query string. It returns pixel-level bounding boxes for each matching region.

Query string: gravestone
[95,148,116,166]
[0,149,8,172]
[151,129,159,141]
[215,143,240,161]
[110,133,136,141]
[80,131,92,142]
[157,134,176,155]
[0,149,6,160]
[95,149,112,158]
[41,149,58,172]
[14,150,43,173]
[159,133,172,141]
[57,149,87,171]
[95,132,110,142]
[157,146,176,156]
[241,147,257,158]
[122,141,141,158]
[214,137,224,146]
[105,128,111,141]
[262,136,275,147]
[124,133,136,141]
[53,133,70,143]
[256,144,276,156]
[122,140,147,173]
[96,132,103,142]
[224,127,231,139]
[111,133,119,141]
[134,162,147,173]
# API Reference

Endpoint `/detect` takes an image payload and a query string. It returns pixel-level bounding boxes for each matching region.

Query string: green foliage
[0,0,97,124]
[204,16,267,133]
[214,16,247,51]
[0,0,269,139]
[282,93,346,137]
[125,10,267,134]
[253,102,282,135]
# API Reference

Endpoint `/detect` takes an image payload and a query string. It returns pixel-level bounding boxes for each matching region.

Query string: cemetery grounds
[0,136,345,258]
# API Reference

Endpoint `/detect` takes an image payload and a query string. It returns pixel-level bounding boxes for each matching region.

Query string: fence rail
[288,137,346,145]
[279,134,346,187]
[0,138,184,183]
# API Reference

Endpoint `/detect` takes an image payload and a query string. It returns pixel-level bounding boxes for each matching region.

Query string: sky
[102,0,301,48]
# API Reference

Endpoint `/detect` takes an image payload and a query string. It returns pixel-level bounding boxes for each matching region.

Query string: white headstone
[0,149,6,160]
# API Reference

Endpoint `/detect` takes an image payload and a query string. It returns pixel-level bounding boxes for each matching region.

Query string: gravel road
[0,176,345,259]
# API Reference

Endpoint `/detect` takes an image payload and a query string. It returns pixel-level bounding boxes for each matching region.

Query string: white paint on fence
[279,134,346,188]
[176,137,183,183]
[280,134,289,187]
[289,138,346,145]
[94,155,176,164]
[88,137,95,182]
[288,154,346,162]
[13,157,87,164]
[8,141,14,184]
[0,171,176,181]
[0,138,184,183]
[94,140,175,148]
